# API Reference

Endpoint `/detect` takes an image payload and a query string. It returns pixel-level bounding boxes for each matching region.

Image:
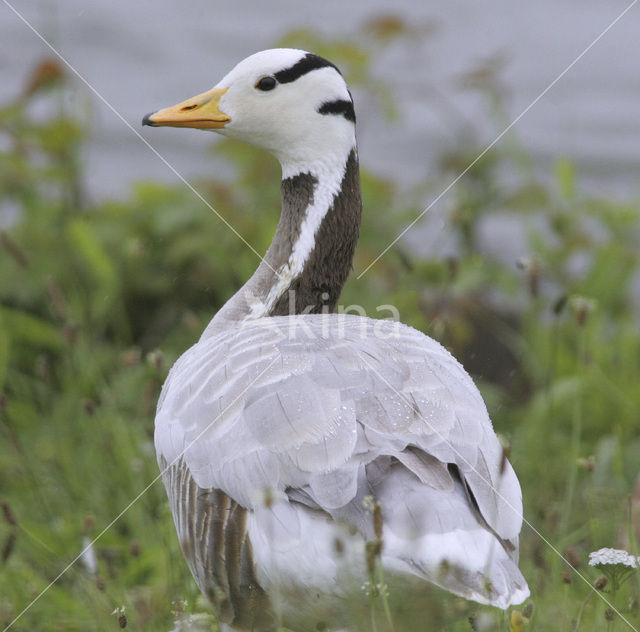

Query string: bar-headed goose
[143,48,529,630]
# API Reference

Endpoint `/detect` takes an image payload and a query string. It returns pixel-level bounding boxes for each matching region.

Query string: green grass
[1,24,640,632]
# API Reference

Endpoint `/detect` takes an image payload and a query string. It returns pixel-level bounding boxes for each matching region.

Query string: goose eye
[255,76,277,91]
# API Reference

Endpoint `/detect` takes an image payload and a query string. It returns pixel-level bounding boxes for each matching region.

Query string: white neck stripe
[246,152,351,319]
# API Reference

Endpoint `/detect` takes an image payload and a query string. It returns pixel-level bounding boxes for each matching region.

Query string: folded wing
[155,314,528,608]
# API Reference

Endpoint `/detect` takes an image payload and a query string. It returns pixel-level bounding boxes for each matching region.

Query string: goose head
[143,48,356,176]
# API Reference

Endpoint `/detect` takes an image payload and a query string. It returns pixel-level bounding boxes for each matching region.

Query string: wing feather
[155,313,527,606]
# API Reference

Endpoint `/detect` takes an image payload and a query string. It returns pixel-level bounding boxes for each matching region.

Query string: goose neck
[202,148,361,337]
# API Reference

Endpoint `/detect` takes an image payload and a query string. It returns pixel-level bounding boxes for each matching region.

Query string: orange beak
[143,87,230,129]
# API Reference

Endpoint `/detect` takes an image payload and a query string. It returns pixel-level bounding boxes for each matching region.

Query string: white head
[144,48,356,176]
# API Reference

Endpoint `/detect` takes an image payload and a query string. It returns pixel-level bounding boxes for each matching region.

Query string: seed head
[1,502,17,527]
[563,546,581,569]
[372,502,383,540]
[569,295,596,327]
[594,575,608,590]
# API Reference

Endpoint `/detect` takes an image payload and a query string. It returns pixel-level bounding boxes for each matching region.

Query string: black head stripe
[318,99,356,123]
[274,53,342,84]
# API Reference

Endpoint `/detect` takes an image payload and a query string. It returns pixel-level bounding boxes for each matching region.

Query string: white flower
[361,580,389,598]
[588,548,638,568]
[589,548,639,591]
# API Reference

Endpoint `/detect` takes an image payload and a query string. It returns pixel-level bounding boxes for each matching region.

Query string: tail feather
[374,463,529,608]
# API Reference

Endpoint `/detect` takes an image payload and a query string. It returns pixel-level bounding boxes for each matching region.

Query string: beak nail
[142,111,157,126]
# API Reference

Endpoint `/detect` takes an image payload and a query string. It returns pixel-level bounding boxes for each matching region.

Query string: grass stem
[558,322,587,551]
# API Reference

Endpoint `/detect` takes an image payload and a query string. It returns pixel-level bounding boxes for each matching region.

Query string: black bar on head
[274,53,342,84]
[317,99,356,123]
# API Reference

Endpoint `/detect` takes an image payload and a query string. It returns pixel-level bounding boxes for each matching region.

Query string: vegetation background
[1,20,639,632]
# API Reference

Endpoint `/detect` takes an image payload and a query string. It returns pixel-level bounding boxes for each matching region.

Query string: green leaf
[0,306,62,352]
[555,158,576,202]
[66,218,118,295]
[0,325,9,390]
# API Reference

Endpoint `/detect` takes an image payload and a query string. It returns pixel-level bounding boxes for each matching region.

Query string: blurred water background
[2,0,638,207]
